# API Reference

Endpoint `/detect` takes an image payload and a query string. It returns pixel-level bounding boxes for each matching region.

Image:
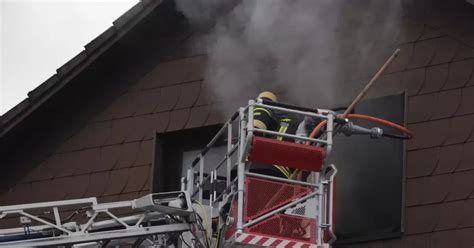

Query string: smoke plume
[175,0,403,112]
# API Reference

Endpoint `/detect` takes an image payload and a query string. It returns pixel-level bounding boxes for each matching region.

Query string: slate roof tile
[74,148,100,175]
[28,159,55,182]
[183,55,207,82]
[185,105,211,129]
[48,153,72,178]
[408,94,436,123]
[56,151,86,177]
[94,145,120,172]
[401,68,425,96]
[109,92,141,119]
[149,112,170,133]
[457,86,474,115]
[457,142,474,171]
[65,174,90,199]
[457,227,474,247]
[459,200,474,228]
[194,81,213,106]
[124,115,153,142]
[81,121,112,148]
[444,115,474,145]
[444,59,473,90]
[123,165,151,193]
[119,191,140,201]
[400,233,432,248]
[115,142,140,169]
[433,144,463,175]
[106,118,134,145]
[431,36,460,65]
[175,81,201,109]
[205,104,227,126]
[419,64,449,93]
[145,59,188,88]
[167,108,191,132]
[406,148,439,178]
[407,119,451,150]
[435,201,466,231]
[446,170,474,201]
[405,204,440,234]
[154,85,180,112]
[408,39,437,69]
[103,168,129,196]
[7,183,31,204]
[454,44,474,61]
[431,229,458,248]
[85,172,109,197]
[406,174,451,206]
[398,18,425,44]
[431,89,462,119]
[386,43,414,73]
[134,140,153,166]
[134,88,161,115]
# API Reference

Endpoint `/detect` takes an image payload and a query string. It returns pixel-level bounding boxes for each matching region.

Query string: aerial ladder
[0,96,412,248]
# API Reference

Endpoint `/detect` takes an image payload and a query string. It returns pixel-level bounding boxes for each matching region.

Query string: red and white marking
[234,233,329,248]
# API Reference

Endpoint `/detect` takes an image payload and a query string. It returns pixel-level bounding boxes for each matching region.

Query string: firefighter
[252,91,300,178]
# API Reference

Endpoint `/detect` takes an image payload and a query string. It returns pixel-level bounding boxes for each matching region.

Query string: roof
[0,0,164,139]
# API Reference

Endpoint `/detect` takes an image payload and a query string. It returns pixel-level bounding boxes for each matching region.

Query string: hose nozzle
[340,122,383,139]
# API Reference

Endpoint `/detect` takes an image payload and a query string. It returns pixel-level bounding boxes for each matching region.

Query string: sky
[0,0,138,115]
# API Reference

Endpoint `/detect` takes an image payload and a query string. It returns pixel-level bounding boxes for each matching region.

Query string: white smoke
[176,0,403,112]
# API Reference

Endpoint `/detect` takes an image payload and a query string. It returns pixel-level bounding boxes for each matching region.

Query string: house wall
[0,0,474,246]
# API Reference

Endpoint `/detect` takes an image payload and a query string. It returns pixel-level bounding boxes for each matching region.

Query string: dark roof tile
[408,39,437,69]
[435,201,466,231]
[27,75,59,102]
[134,140,153,166]
[401,68,425,96]
[405,204,440,234]
[119,191,140,201]
[457,227,474,247]
[446,170,474,201]
[134,88,161,115]
[56,51,87,79]
[431,229,458,248]
[433,144,463,175]
[183,55,207,82]
[458,200,474,228]
[205,104,227,126]
[454,45,474,61]
[185,105,211,129]
[444,59,473,90]
[149,112,170,133]
[115,142,140,169]
[85,172,110,197]
[408,94,436,123]
[419,64,449,94]
[146,59,188,88]
[57,128,87,152]
[7,183,31,204]
[398,18,424,44]
[112,2,143,30]
[457,86,474,115]
[406,174,451,206]
[444,115,474,145]
[194,79,212,106]
[400,233,432,248]
[123,165,151,193]
[432,89,462,119]
[167,108,190,132]
[84,27,116,54]
[28,159,55,182]
[406,148,439,178]
[154,85,180,112]
[98,194,120,203]
[74,148,100,175]
[175,81,201,109]
[105,118,134,145]
[386,43,414,73]
[124,115,154,141]
[431,36,460,64]
[103,168,129,196]
[65,174,90,199]
[55,151,80,178]
[112,92,141,119]
[457,142,474,171]
[407,119,451,150]
[82,121,112,148]
[94,145,120,172]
